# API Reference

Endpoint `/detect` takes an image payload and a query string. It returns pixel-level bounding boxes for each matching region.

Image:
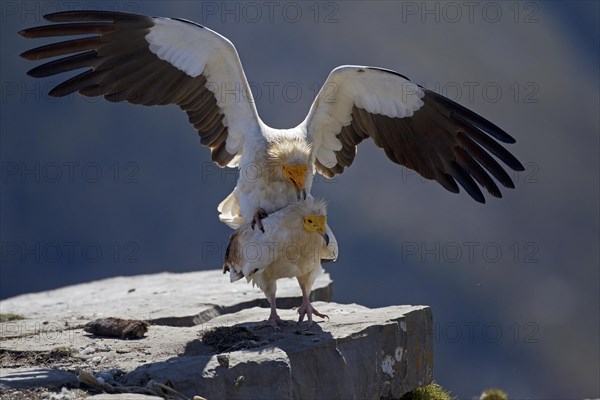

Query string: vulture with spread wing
[19,10,524,225]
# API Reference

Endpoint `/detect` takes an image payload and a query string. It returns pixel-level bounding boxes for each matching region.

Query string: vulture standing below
[224,197,336,326]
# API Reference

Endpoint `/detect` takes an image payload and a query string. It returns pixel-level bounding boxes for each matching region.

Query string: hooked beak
[284,165,307,201]
[303,215,328,245]
[322,232,330,246]
[296,188,307,201]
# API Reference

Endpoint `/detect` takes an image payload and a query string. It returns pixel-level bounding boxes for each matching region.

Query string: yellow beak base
[303,215,327,234]
[283,164,307,194]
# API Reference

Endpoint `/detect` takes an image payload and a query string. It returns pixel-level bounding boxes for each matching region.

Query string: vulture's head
[267,137,311,200]
[293,198,329,246]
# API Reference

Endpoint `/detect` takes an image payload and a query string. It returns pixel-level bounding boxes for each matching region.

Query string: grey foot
[297,302,329,326]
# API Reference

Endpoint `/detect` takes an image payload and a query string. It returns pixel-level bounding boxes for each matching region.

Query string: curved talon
[251,208,268,233]
[297,301,328,326]
[311,308,329,320]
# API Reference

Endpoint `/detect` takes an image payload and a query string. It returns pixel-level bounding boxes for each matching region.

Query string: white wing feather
[304,65,424,168]
[146,18,262,159]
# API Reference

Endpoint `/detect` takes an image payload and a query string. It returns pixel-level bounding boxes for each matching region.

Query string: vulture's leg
[297,273,329,325]
[258,282,286,329]
[266,293,285,328]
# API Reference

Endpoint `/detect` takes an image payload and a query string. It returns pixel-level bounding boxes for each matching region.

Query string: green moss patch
[0,313,25,322]
[401,383,455,400]
[481,388,509,400]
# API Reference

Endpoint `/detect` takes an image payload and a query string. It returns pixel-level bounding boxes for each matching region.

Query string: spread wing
[19,10,261,167]
[305,66,524,203]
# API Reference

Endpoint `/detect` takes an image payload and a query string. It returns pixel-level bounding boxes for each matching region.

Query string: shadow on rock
[119,318,335,399]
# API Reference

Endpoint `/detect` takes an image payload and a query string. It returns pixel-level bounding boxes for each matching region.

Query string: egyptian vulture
[224,197,336,326]
[19,10,524,228]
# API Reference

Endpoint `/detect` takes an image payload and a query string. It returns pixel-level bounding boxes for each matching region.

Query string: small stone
[217,354,229,368]
[84,317,149,339]
[95,371,115,385]
[79,346,96,355]
[294,329,315,336]
[234,375,245,389]
[96,344,111,352]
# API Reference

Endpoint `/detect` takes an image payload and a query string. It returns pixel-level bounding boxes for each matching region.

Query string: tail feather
[229,268,244,282]
[223,230,244,282]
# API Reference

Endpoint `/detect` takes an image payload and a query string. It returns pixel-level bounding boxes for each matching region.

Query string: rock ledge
[0,270,433,399]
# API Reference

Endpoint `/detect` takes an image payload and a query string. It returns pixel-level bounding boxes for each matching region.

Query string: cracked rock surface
[0,270,433,399]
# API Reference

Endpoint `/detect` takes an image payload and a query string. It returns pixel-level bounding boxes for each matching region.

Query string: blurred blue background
[1,1,598,398]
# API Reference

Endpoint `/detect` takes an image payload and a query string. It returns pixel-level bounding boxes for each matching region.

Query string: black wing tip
[426,89,518,144]
[452,109,516,144]
[448,184,486,203]
[18,28,44,39]
[466,184,486,203]
[513,160,525,172]
[494,130,517,144]
[43,11,96,22]
[26,67,46,78]
[366,66,410,81]
[20,48,48,60]
[461,176,510,202]
[47,87,66,98]
[171,17,205,29]
[19,49,34,60]
[449,161,486,203]
[503,155,525,172]
[43,10,146,22]
[481,178,505,199]
[503,134,517,144]
[473,180,504,200]
[44,11,74,21]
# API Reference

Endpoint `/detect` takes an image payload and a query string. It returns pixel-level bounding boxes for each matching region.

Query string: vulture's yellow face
[303,215,329,245]
[283,164,308,200]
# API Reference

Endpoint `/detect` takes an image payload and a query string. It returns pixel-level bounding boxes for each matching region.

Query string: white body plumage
[224,198,337,308]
